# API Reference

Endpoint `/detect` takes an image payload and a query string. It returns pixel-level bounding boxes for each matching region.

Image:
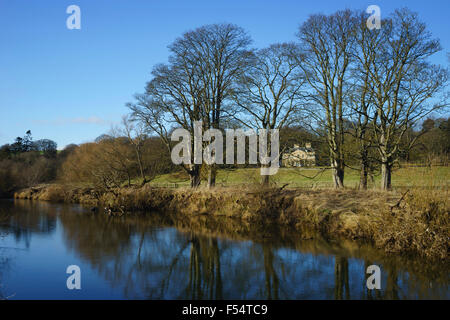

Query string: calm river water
[0,199,448,300]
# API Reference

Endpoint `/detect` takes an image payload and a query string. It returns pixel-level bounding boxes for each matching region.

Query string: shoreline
[12,183,450,260]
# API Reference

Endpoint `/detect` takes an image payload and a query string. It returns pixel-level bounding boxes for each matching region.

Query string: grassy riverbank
[13,182,449,260]
[147,166,450,189]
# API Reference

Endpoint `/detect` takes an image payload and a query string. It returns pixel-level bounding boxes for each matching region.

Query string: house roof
[286,146,314,153]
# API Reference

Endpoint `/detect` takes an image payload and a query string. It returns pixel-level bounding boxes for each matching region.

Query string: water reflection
[0,199,448,300]
[334,256,349,300]
[0,200,57,248]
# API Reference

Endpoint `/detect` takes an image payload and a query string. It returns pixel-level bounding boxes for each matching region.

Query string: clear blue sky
[0,0,449,148]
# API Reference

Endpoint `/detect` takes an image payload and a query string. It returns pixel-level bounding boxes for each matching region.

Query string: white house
[281,143,316,167]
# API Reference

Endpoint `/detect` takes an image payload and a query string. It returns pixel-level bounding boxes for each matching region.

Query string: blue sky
[0,0,449,148]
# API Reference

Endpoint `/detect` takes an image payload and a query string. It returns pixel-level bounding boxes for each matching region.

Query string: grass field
[147,165,450,189]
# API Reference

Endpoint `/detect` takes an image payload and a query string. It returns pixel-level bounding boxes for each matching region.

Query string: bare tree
[296,10,356,188]
[348,12,382,189]
[233,43,305,185]
[129,61,204,188]
[365,9,448,189]
[121,115,147,185]
[129,23,252,188]
[170,23,253,187]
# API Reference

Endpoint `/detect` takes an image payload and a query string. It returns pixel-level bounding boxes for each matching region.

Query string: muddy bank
[14,184,449,260]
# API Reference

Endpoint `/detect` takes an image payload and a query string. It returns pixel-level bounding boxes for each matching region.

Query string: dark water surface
[0,199,448,300]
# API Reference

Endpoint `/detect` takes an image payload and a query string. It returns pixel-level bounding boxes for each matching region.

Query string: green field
[147,165,450,189]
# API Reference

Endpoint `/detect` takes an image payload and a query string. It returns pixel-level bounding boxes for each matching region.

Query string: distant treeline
[0,122,174,195]
[0,131,60,196]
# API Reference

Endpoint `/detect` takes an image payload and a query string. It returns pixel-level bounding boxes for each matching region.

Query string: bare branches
[362,9,448,189]
[233,43,306,131]
[296,10,356,188]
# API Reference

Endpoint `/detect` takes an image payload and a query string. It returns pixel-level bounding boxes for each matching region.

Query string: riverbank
[13,183,449,260]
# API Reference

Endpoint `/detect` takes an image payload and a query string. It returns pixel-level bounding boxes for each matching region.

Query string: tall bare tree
[129,60,204,187]
[365,9,448,189]
[296,10,356,188]
[233,43,305,185]
[172,23,253,187]
[348,12,382,189]
[129,23,252,188]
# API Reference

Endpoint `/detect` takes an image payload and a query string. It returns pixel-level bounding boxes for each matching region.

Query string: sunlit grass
[147,165,450,189]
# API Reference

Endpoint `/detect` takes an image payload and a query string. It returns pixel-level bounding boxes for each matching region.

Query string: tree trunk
[359,163,368,190]
[332,158,344,188]
[136,149,147,185]
[381,158,392,190]
[261,167,270,186]
[207,165,216,188]
[189,165,201,188]
[359,149,368,190]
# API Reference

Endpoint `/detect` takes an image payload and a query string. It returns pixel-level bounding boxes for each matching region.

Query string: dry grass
[374,189,449,259]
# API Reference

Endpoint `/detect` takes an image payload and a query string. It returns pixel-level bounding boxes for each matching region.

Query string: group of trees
[2,130,58,157]
[0,125,174,195]
[0,131,60,196]
[401,117,450,165]
[128,23,255,187]
[60,116,174,191]
[127,8,448,190]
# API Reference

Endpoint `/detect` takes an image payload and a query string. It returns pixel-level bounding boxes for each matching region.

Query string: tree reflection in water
[185,237,222,299]
[0,200,57,248]
[0,200,448,300]
[334,256,349,300]
[0,200,60,299]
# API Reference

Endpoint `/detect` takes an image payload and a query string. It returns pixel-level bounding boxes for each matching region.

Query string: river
[0,199,448,299]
